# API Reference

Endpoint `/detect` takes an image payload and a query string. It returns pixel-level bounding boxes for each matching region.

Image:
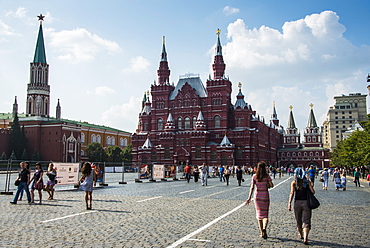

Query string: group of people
[10,161,96,210]
[246,162,315,245]
[10,161,57,205]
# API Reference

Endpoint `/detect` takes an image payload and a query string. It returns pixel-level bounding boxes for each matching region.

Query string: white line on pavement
[205,185,216,188]
[179,190,195,194]
[166,176,293,248]
[40,211,97,223]
[188,239,211,242]
[136,196,163,202]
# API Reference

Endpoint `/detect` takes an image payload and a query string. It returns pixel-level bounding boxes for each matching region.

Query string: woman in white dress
[78,162,96,210]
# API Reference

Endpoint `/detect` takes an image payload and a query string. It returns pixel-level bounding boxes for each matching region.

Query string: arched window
[313,136,316,142]
[107,136,111,145]
[111,137,115,146]
[123,138,127,146]
[91,134,96,143]
[97,135,101,144]
[193,116,197,128]
[196,146,201,158]
[214,115,221,128]
[81,133,85,143]
[177,117,182,130]
[158,118,163,130]
[185,117,191,129]
[237,118,242,127]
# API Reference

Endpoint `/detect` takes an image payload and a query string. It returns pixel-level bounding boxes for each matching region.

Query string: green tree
[9,113,27,159]
[331,114,370,168]
[86,142,107,162]
[121,144,132,163]
[0,152,7,160]
[32,151,42,161]
[9,150,17,160]
[106,146,123,163]
[21,148,28,160]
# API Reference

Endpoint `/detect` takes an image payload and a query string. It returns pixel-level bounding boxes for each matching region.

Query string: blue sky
[0,0,369,133]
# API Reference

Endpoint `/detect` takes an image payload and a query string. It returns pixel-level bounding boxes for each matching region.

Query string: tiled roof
[169,76,207,100]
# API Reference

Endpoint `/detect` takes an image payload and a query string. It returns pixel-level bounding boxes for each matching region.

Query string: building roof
[278,146,328,152]
[287,109,296,129]
[307,108,318,127]
[169,75,207,100]
[33,24,47,64]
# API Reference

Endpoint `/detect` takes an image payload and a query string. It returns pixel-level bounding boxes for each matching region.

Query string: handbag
[307,188,320,209]
[14,180,20,186]
[319,177,324,182]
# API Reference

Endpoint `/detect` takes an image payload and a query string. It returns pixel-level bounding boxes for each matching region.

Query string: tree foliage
[9,113,27,159]
[331,115,370,168]
[86,142,107,162]
[106,146,123,162]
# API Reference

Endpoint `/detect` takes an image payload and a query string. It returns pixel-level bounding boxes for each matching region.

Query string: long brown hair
[81,162,92,177]
[256,161,268,182]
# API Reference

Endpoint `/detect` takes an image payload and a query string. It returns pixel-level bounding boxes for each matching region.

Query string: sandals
[262,229,267,239]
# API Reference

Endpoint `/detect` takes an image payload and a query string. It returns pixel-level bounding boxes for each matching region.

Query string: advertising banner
[53,163,79,185]
[153,164,165,180]
[140,164,150,179]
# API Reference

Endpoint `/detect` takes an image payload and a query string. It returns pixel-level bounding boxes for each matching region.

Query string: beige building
[323,93,367,151]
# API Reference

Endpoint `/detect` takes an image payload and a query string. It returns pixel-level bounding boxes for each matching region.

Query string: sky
[0,0,369,134]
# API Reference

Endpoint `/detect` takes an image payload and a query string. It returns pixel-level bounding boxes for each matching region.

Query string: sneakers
[10,202,17,204]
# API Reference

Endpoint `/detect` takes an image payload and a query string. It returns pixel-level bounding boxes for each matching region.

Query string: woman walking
[288,167,315,245]
[193,165,200,183]
[236,166,244,186]
[30,162,44,204]
[10,162,31,204]
[224,166,231,186]
[246,161,274,239]
[45,163,57,200]
[321,168,329,190]
[78,162,96,210]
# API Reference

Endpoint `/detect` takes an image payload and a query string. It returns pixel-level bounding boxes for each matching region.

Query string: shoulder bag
[307,189,320,209]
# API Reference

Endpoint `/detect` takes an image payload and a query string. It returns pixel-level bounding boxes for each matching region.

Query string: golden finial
[238,82,242,89]
[289,105,293,110]
[309,103,314,109]
[216,29,221,37]
[162,36,165,45]
[273,101,276,107]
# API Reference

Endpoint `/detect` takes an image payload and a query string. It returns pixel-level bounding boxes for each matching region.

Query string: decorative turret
[234,82,248,110]
[141,91,152,115]
[12,96,18,120]
[194,111,207,131]
[212,29,226,79]
[271,101,279,126]
[164,112,176,131]
[304,103,322,146]
[142,135,152,149]
[26,14,50,117]
[284,105,300,146]
[56,99,61,120]
[220,133,233,147]
[157,36,170,85]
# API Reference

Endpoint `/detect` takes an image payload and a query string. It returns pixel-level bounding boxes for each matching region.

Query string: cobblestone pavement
[0,173,369,247]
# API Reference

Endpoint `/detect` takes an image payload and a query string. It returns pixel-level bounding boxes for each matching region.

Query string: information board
[53,163,79,185]
[153,164,164,180]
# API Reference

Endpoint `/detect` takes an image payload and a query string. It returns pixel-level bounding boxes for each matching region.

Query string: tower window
[184,117,191,129]
[158,118,163,131]
[214,115,221,128]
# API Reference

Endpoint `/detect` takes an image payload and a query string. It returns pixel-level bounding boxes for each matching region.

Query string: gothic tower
[304,104,322,147]
[26,14,50,117]
[284,105,300,147]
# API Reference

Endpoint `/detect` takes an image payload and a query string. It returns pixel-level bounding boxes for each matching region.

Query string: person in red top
[367,173,370,187]
[184,165,191,183]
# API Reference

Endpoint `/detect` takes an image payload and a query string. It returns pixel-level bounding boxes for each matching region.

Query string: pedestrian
[219,165,225,182]
[321,168,329,190]
[10,162,31,204]
[308,166,316,185]
[78,162,96,210]
[184,164,191,183]
[333,168,341,190]
[45,163,57,200]
[236,165,243,186]
[246,161,274,239]
[224,166,231,186]
[341,172,347,191]
[200,163,208,186]
[367,172,370,187]
[288,167,315,245]
[353,168,361,187]
[18,161,30,201]
[193,165,200,183]
[30,162,44,204]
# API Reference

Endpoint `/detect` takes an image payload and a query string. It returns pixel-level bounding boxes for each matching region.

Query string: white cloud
[123,56,151,73]
[223,6,240,16]
[6,7,27,19]
[87,86,116,97]
[45,27,122,63]
[101,96,142,131]
[0,20,19,38]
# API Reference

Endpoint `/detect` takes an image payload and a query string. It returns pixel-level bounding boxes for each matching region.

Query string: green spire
[307,103,318,127]
[287,105,296,129]
[33,23,47,64]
